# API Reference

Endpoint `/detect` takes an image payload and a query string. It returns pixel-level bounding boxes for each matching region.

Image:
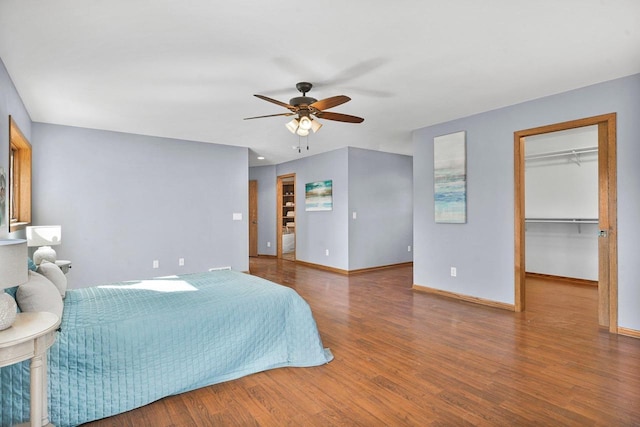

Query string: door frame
[276,173,296,259]
[249,180,258,257]
[514,113,617,332]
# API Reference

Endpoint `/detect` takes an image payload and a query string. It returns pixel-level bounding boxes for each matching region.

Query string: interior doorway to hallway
[277,174,296,261]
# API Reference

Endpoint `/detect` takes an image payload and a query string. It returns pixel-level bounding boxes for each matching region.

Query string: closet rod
[525,146,598,161]
[525,218,598,224]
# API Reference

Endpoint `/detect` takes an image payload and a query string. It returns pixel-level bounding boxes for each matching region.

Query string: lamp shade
[26,225,62,247]
[285,118,299,134]
[0,239,28,289]
[298,116,312,131]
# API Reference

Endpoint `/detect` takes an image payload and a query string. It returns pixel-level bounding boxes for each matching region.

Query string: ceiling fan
[244,82,364,137]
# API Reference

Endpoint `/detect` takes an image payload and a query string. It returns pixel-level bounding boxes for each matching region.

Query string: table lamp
[26,225,62,265]
[0,239,28,330]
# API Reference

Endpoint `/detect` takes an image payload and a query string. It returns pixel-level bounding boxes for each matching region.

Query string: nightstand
[54,260,71,275]
[0,312,60,427]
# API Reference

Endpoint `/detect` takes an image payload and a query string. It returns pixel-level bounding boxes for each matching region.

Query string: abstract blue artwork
[434,131,467,223]
[305,180,333,211]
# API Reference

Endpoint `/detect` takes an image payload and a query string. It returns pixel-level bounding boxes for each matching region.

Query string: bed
[0,269,332,426]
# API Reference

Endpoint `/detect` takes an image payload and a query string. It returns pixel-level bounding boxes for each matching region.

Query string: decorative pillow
[37,261,67,298]
[28,258,38,271]
[16,271,63,320]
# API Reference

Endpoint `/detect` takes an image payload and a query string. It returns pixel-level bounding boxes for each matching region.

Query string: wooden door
[249,180,258,257]
[514,113,617,332]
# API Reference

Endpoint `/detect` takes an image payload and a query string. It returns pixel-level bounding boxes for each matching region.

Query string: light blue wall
[32,123,249,287]
[413,73,640,331]
[0,58,32,240]
[250,147,414,272]
[249,165,277,256]
[277,149,350,270]
[347,147,413,270]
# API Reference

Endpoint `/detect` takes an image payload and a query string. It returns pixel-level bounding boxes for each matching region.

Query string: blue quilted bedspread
[0,270,332,426]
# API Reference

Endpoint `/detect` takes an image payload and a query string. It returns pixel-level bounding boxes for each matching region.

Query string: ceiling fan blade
[310,95,351,112]
[254,94,296,111]
[314,111,364,123]
[244,112,295,120]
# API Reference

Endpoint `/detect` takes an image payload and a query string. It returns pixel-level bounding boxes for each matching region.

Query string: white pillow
[37,261,67,298]
[16,271,63,320]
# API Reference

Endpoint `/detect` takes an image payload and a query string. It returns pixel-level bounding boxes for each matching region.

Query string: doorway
[277,174,296,261]
[514,113,617,332]
[249,180,258,257]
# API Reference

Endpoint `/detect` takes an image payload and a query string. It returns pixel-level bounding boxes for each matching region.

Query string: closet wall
[524,125,598,281]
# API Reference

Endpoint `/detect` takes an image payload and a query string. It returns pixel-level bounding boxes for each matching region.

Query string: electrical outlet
[450,267,457,277]
[408,245,412,252]
[267,241,271,248]
[179,258,184,266]
[153,260,159,269]
[325,249,329,256]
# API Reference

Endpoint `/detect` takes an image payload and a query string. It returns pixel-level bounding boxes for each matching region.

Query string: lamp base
[33,246,57,265]
[0,293,18,331]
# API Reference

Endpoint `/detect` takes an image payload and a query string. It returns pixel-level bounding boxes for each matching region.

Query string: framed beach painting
[305,180,332,211]
[434,131,466,223]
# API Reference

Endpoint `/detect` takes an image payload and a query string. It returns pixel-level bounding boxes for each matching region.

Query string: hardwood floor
[83,259,640,426]
[281,252,295,262]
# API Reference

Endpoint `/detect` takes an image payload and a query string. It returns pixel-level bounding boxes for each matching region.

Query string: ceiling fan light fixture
[285,118,299,134]
[298,115,312,131]
[248,82,363,147]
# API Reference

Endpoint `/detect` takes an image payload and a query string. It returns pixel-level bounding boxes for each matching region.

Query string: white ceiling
[1,1,638,166]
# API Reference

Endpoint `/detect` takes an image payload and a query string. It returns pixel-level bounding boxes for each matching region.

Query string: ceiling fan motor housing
[291,82,316,106]
[289,96,317,107]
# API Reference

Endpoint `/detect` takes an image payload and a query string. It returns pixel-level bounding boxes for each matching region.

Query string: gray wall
[413,73,640,331]
[277,149,350,270]
[32,123,249,287]
[348,147,413,270]
[0,58,32,240]
[250,147,413,272]
[249,165,276,256]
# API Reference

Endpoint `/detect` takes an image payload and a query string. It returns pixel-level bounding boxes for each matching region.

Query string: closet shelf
[525,218,598,234]
[525,218,598,224]
[525,146,597,166]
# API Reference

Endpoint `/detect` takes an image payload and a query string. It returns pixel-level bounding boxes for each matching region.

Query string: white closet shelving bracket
[571,150,581,166]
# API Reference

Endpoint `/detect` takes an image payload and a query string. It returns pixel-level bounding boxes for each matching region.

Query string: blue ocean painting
[434,131,466,223]
[305,180,333,211]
